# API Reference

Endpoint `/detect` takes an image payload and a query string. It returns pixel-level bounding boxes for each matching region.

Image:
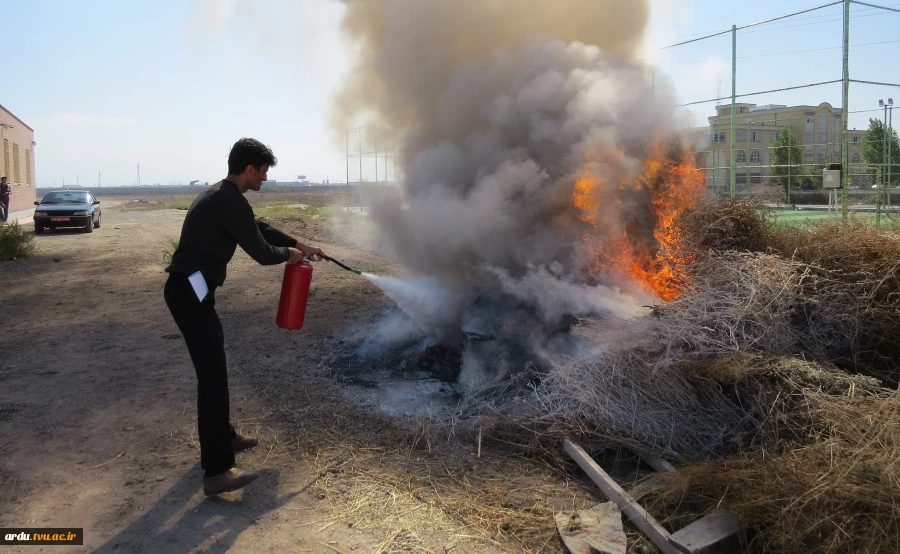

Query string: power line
[678,79,843,106]
[665,0,900,47]
[673,1,898,38]
[664,38,900,66]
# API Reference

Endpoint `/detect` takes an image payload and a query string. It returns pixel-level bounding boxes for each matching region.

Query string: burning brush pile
[329,0,900,551]
[334,0,706,389]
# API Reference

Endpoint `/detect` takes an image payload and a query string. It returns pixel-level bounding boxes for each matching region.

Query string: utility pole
[98,171,102,187]
[136,163,142,187]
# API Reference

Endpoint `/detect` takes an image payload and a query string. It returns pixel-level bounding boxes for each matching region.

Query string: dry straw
[260,199,900,552]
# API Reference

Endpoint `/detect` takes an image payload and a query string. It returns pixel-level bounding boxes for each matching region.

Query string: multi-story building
[0,103,36,219]
[698,102,865,189]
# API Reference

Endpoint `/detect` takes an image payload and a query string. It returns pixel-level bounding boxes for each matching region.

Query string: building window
[818,115,828,130]
[750,151,761,163]
[751,131,761,142]
[736,173,747,185]
[804,152,814,161]
[25,149,31,185]
[771,132,779,142]
[751,174,762,184]
[818,132,827,144]
[12,143,20,183]
[737,150,747,162]
[818,152,826,163]
[852,136,859,144]
[2,139,8,179]
[852,153,860,163]
[736,131,747,142]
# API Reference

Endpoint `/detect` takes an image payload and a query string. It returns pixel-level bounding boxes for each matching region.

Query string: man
[164,138,325,495]
[0,176,10,223]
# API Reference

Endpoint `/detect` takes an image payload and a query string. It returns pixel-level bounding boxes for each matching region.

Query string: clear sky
[2,0,894,187]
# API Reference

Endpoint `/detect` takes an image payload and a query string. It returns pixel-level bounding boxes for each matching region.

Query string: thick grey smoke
[334,0,687,372]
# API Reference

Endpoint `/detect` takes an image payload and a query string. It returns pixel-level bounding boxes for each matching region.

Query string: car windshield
[42,192,90,204]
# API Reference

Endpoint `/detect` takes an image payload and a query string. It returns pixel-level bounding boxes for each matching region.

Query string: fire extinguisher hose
[321,254,362,275]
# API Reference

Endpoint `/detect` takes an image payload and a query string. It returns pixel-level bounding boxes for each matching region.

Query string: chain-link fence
[661,0,900,220]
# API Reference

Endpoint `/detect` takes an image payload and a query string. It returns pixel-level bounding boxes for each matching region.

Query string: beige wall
[0,105,36,216]
[700,103,864,187]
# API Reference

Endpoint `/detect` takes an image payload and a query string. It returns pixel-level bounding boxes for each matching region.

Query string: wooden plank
[668,509,744,554]
[641,454,677,473]
[563,438,681,554]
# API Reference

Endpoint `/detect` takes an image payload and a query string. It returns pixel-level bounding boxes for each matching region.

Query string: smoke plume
[333,0,691,371]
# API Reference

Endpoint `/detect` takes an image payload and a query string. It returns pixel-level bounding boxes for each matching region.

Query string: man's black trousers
[164,273,235,476]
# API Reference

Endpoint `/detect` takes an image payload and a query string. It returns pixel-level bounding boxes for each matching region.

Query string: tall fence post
[730,25,737,198]
[787,118,792,204]
[841,0,850,220]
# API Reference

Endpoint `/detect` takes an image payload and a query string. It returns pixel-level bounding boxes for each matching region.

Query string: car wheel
[34,223,44,235]
[84,217,94,233]
[94,213,101,229]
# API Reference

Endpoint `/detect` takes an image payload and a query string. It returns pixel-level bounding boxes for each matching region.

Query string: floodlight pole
[884,104,894,206]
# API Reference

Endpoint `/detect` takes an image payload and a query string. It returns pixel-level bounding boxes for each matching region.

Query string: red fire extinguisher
[276,261,313,330]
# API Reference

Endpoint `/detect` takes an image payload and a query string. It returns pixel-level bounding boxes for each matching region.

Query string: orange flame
[573,139,705,301]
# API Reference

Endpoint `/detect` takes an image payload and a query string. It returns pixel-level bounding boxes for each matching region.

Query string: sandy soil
[3,192,596,554]
[1,189,651,553]
[0,202,403,552]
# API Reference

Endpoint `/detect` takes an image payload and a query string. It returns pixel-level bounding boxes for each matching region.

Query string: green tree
[800,165,823,189]
[769,126,803,193]
[861,118,900,186]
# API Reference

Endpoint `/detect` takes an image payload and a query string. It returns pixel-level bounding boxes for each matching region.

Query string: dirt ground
[0,194,614,553]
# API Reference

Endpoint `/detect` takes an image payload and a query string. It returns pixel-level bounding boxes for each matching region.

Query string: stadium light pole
[885,98,894,206]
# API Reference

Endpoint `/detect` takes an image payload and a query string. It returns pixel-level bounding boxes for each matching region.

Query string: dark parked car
[33,190,102,234]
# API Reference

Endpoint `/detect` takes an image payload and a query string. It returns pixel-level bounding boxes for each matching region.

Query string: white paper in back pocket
[188,271,208,302]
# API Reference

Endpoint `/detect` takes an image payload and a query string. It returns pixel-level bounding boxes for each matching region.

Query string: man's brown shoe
[231,434,258,452]
[203,468,258,496]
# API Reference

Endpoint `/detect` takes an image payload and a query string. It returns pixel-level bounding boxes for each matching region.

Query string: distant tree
[861,118,900,186]
[770,126,803,194]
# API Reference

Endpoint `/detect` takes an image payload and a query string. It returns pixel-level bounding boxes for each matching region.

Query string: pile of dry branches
[772,217,900,384]
[645,373,897,553]
[457,201,900,551]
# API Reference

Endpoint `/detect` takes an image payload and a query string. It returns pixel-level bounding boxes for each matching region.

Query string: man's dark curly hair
[228,138,277,175]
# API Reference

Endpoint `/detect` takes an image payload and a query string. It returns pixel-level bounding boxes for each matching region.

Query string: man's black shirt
[166,180,296,286]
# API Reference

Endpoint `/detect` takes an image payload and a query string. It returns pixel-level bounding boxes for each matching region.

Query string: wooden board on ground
[563,439,681,554]
[667,509,745,554]
[555,502,626,554]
